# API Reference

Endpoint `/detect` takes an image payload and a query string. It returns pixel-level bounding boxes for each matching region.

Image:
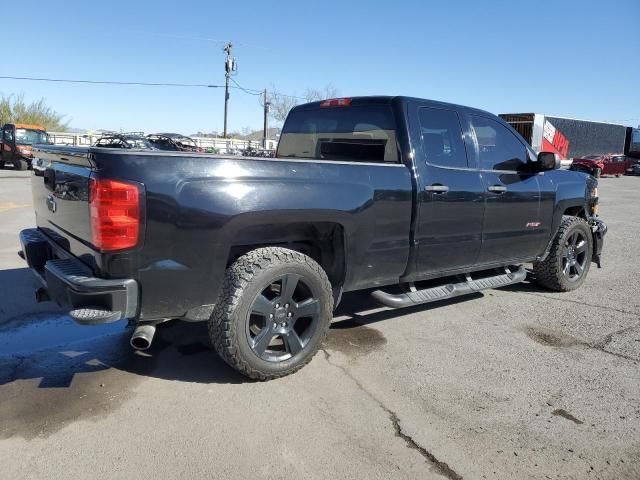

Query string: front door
[467,114,544,264]
[410,105,485,277]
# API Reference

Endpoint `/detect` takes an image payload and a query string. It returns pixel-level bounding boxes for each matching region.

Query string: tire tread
[534,215,591,292]
[208,247,333,381]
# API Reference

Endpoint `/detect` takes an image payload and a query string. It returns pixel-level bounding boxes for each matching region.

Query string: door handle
[425,184,449,193]
[488,185,507,193]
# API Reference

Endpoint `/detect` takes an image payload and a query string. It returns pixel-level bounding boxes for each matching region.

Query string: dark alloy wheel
[534,215,593,292]
[561,230,588,282]
[209,247,333,380]
[245,273,321,362]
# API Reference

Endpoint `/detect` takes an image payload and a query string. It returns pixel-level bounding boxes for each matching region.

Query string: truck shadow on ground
[0,268,484,439]
[0,276,486,389]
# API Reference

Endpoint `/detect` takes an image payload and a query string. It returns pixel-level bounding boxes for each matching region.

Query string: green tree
[0,94,69,131]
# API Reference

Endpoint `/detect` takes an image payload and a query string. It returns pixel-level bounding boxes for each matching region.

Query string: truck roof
[291,95,494,117]
[13,123,46,131]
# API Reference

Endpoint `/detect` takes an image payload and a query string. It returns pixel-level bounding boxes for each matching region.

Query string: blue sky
[2,0,638,134]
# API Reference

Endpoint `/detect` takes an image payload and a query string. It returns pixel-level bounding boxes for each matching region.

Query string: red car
[570,153,634,177]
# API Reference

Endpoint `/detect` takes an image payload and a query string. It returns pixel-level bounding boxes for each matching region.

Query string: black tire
[534,216,593,292]
[593,168,601,178]
[209,247,333,380]
[0,161,4,169]
[15,159,29,171]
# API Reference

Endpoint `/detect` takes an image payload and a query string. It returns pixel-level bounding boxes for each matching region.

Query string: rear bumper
[19,228,138,324]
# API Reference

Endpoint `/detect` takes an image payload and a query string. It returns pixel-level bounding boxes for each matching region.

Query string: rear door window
[418,107,468,168]
[278,104,399,163]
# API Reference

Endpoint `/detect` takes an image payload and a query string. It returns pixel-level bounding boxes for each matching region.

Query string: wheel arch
[225,221,348,292]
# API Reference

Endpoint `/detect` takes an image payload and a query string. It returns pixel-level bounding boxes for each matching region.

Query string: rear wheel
[209,247,333,380]
[534,216,593,292]
[593,167,601,178]
[0,161,4,169]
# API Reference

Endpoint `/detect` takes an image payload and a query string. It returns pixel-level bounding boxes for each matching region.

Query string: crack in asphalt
[508,291,640,362]
[592,325,638,349]
[585,325,640,362]
[528,324,639,363]
[515,291,640,318]
[321,349,463,480]
[388,411,463,480]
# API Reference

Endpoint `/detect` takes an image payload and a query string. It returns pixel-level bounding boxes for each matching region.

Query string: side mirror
[537,151,560,171]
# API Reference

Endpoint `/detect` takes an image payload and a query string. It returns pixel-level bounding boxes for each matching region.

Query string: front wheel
[15,159,29,171]
[209,247,333,380]
[534,216,593,292]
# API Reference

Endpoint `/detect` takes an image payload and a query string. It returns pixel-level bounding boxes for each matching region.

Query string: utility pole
[222,42,236,138]
[262,89,270,149]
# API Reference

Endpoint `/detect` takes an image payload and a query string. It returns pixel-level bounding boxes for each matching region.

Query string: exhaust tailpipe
[130,324,156,351]
[35,287,50,303]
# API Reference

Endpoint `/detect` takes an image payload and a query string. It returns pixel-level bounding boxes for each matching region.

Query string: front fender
[539,170,596,261]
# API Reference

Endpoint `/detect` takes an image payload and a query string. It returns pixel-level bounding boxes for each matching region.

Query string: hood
[15,144,33,157]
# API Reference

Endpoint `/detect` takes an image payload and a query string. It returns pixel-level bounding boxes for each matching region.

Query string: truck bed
[30,145,413,320]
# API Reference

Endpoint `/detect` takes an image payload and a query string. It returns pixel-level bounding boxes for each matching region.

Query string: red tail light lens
[89,176,140,251]
[319,98,352,108]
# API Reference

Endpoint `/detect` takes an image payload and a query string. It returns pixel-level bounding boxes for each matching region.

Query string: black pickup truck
[20,96,606,380]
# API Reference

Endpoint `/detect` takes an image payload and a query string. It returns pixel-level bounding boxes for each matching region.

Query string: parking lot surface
[0,169,638,479]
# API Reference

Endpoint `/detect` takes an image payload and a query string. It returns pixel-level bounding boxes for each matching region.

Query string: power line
[230,77,262,96]
[0,75,223,88]
[0,75,313,102]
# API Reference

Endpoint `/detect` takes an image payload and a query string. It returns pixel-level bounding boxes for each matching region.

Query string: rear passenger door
[468,115,544,264]
[410,105,485,276]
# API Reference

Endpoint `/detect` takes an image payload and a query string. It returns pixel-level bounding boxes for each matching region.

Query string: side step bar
[371,266,527,309]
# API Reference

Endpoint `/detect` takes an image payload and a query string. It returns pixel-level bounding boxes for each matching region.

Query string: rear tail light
[89,176,141,251]
[319,98,352,108]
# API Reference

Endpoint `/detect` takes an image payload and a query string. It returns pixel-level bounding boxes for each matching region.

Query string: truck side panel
[81,151,413,320]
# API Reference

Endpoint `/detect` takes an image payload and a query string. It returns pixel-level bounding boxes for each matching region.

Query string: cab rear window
[277,104,399,163]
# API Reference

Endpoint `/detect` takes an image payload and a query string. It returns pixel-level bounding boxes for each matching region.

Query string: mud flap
[590,218,607,268]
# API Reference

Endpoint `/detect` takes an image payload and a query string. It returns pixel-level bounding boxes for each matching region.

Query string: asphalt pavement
[0,168,638,479]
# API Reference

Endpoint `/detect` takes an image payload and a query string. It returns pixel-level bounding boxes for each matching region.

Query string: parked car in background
[147,133,202,152]
[241,146,275,157]
[570,153,634,177]
[226,146,242,155]
[241,145,260,156]
[93,132,155,150]
[1,123,51,170]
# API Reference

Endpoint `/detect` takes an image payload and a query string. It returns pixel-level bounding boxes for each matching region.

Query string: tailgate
[31,145,96,263]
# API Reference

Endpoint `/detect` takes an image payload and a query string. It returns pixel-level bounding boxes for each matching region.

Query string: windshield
[125,137,154,149]
[174,136,197,147]
[15,128,48,145]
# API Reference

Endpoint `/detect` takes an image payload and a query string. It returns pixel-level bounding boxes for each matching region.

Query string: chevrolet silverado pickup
[20,96,607,380]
